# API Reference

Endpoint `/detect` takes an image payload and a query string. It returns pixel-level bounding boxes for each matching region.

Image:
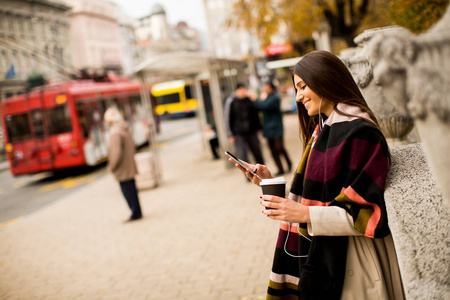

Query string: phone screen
[225,151,256,175]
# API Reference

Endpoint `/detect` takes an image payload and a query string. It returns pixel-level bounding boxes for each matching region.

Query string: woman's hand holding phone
[226,151,273,185]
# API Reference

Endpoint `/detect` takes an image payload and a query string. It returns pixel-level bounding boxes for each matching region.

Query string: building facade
[203,0,262,60]
[112,3,141,76]
[135,4,202,60]
[172,21,202,53]
[64,0,123,75]
[0,0,72,100]
[135,4,172,57]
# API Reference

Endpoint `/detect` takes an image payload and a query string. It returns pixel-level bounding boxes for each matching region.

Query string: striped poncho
[267,104,390,300]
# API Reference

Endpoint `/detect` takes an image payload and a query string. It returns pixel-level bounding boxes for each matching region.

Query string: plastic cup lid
[260,177,286,185]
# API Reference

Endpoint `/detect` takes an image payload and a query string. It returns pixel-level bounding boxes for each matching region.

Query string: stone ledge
[385,143,450,299]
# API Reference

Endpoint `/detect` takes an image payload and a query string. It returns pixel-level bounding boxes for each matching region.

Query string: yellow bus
[151,80,198,118]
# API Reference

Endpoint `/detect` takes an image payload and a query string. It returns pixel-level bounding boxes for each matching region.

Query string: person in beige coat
[104,107,142,221]
[232,51,404,299]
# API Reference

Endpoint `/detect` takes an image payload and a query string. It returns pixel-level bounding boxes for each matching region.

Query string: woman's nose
[296,91,303,102]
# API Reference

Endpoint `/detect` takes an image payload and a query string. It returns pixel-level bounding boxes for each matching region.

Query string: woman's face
[293,74,334,117]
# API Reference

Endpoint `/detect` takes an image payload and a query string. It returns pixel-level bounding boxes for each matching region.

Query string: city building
[64,0,123,75]
[203,0,263,60]
[172,21,202,52]
[135,4,172,57]
[112,2,141,76]
[135,4,202,60]
[0,0,73,101]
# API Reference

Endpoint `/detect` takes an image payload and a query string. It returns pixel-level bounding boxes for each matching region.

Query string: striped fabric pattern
[266,104,390,299]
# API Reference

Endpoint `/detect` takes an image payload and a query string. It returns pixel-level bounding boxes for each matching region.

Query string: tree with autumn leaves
[224,0,449,55]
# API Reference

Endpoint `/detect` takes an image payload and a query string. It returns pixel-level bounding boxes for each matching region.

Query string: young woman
[232,50,404,300]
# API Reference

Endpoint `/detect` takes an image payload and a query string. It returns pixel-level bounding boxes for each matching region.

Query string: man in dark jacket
[224,83,264,165]
[105,107,143,222]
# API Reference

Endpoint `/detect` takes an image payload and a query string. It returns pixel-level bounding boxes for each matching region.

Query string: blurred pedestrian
[253,81,292,176]
[231,51,404,300]
[204,124,220,160]
[104,107,143,222]
[224,82,264,166]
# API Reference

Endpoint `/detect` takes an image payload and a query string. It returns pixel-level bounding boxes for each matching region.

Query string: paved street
[0,114,302,300]
[0,117,200,225]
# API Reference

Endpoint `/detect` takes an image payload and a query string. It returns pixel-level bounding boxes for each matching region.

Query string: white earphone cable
[283,222,311,258]
[318,97,324,131]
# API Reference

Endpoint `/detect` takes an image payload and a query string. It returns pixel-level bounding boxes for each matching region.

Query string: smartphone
[225,151,257,176]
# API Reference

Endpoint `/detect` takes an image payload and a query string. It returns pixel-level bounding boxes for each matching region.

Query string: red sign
[265,43,293,56]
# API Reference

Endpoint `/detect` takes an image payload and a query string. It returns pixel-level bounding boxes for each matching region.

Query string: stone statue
[340,26,416,146]
[370,6,450,208]
[366,6,450,300]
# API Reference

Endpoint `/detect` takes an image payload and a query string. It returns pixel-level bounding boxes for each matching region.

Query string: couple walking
[224,81,292,177]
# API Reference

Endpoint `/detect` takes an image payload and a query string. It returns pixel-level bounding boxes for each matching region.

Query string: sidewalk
[0,114,302,300]
[0,159,8,173]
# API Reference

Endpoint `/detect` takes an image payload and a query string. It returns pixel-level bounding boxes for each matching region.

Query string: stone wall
[385,143,450,299]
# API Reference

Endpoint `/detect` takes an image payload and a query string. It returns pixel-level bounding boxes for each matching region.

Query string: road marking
[39,176,74,192]
[12,181,27,189]
[32,172,51,181]
[154,142,167,149]
[62,176,87,188]
[0,188,3,194]
[39,173,99,192]
[0,217,23,231]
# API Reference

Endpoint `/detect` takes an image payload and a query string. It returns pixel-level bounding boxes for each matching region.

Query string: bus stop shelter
[131,51,248,185]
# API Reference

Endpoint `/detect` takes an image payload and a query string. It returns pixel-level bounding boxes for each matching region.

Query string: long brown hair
[292,50,381,149]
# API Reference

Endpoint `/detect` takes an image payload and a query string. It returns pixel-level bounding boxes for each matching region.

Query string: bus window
[76,103,89,138]
[184,85,192,99]
[100,99,108,117]
[46,105,72,135]
[5,113,32,143]
[116,98,132,129]
[31,110,45,139]
[156,93,180,105]
[104,98,115,110]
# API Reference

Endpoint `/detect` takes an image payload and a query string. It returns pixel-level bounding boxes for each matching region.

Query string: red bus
[1,80,150,176]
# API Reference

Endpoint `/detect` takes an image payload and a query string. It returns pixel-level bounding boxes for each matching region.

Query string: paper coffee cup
[260,177,286,209]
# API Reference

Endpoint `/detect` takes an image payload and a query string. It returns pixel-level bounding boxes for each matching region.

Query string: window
[31,110,45,139]
[76,103,89,138]
[31,53,37,71]
[18,16,25,38]
[156,93,180,105]
[130,94,145,118]
[0,13,4,35]
[184,85,193,99]
[46,105,72,135]
[27,17,33,39]
[1,49,8,72]
[22,51,29,74]
[5,113,32,143]
[6,14,14,36]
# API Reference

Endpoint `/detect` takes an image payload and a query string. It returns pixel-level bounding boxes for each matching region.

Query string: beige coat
[308,206,405,300]
[107,121,138,182]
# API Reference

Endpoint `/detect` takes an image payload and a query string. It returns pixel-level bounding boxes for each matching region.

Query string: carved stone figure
[340,26,416,146]
[370,6,450,208]
[367,7,450,300]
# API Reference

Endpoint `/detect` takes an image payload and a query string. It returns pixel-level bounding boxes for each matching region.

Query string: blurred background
[0,0,448,158]
[0,0,448,223]
[0,1,449,299]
